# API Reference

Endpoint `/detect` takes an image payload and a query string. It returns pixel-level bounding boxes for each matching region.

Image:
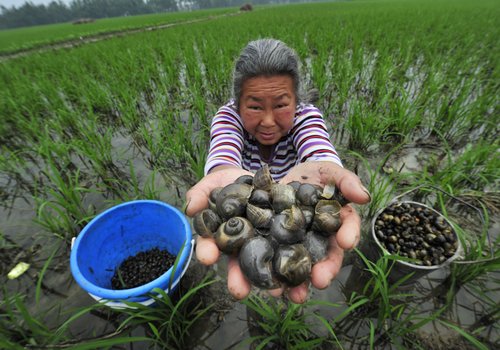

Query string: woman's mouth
[258,132,275,141]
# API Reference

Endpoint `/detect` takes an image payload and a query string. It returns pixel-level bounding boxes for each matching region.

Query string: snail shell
[321,182,349,206]
[296,183,321,207]
[253,164,273,191]
[239,236,280,289]
[214,217,255,254]
[208,187,222,212]
[249,189,272,209]
[234,174,254,185]
[271,183,296,213]
[303,231,329,263]
[299,205,315,230]
[193,209,222,238]
[269,205,306,244]
[216,183,252,220]
[246,203,273,229]
[287,181,302,191]
[273,244,312,287]
[312,199,342,236]
[217,196,247,221]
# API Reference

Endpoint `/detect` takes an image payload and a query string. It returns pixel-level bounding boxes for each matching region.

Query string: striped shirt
[204,101,342,181]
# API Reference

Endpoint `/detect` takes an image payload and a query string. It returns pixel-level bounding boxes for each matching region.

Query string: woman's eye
[249,106,261,110]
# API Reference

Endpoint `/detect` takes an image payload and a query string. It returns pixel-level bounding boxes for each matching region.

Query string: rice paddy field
[1,0,499,349]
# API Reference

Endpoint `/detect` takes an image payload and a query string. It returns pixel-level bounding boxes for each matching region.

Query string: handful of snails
[192,165,348,289]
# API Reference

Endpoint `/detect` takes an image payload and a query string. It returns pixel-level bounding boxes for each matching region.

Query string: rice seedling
[0,7,236,55]
[431,204,499,308]
[33,158,96,241]
[348,149,401,218]
[242,294,332,349]
[109,275,217,349]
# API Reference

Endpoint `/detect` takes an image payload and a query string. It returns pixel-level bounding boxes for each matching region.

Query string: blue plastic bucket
[70,200,194,308]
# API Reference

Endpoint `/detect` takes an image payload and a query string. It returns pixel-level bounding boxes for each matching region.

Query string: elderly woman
[186,38,370,303]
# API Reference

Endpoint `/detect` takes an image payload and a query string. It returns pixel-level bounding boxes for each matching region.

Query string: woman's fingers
[195,236,220,265]
[310,238,344,289]
[228,257,251,300]
[310,204,360,289]
[319,166,371,205]
[336,204,362,250]
[287,282,309,304]
[185,185,211,217]
[185,167,254,217]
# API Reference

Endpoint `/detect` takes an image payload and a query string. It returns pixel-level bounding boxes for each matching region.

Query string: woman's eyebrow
[273,93,291,101]
[247,96,263,102]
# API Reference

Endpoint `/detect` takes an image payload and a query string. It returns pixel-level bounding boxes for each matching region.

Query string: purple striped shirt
[205,101,342,181]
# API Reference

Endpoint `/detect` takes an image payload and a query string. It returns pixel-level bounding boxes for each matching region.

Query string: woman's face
[239,75,297,146]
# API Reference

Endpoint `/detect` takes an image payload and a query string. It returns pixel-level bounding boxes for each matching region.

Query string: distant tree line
[0,0,314,29]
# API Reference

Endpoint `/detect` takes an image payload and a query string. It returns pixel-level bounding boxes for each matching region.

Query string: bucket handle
[389,184,494,265]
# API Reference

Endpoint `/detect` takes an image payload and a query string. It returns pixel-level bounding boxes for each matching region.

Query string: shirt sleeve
[291,104,343,167]
[204,104,244,175]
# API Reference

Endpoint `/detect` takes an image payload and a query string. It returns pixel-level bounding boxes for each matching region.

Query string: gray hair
[232,38,305,109]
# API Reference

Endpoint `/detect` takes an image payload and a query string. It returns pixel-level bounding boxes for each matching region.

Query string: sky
[1,0,72,8]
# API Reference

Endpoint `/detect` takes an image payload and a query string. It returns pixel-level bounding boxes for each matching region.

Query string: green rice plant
[433,205,500,307]
[25,301,151,349]
[71,119,130,198]
[242,294,329,350]
[0,8,236,54]
[348,148,401,218]
[33,158,96,241]
[412,139,500,195]
[109,161,163,203]
[183,132,209,183]
[110,275,217,349]
[343,100,387,152]
[335,249,447,348]
[437,319,489,350]
[0,290,53,349]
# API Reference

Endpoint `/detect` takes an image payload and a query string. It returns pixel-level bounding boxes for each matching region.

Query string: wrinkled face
[239,75,297,146]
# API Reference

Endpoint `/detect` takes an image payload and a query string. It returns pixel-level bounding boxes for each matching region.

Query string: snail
[216,183,252,220]
[273,244,312,286]
[192,208,222,238]
[192,164,346,289]
[303,230,329,263]
[239,236,280,289]
[271,183,296,213]
[296,183,322,207]
[312,199,342,235]
[214,217,255,254]
[269,205,306,244]
[246,203,273,229]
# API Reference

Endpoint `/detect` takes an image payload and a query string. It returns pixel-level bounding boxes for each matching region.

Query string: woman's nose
[260,109,276,127]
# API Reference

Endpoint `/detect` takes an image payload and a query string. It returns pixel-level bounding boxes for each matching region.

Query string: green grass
[0,7,236,54]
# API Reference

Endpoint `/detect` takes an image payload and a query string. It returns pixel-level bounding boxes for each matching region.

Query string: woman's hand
[275,161,371,302]
[186,162,370,303]
[185,166,254,298]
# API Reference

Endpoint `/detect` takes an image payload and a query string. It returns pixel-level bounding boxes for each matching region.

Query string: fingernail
[361,185,372,202]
